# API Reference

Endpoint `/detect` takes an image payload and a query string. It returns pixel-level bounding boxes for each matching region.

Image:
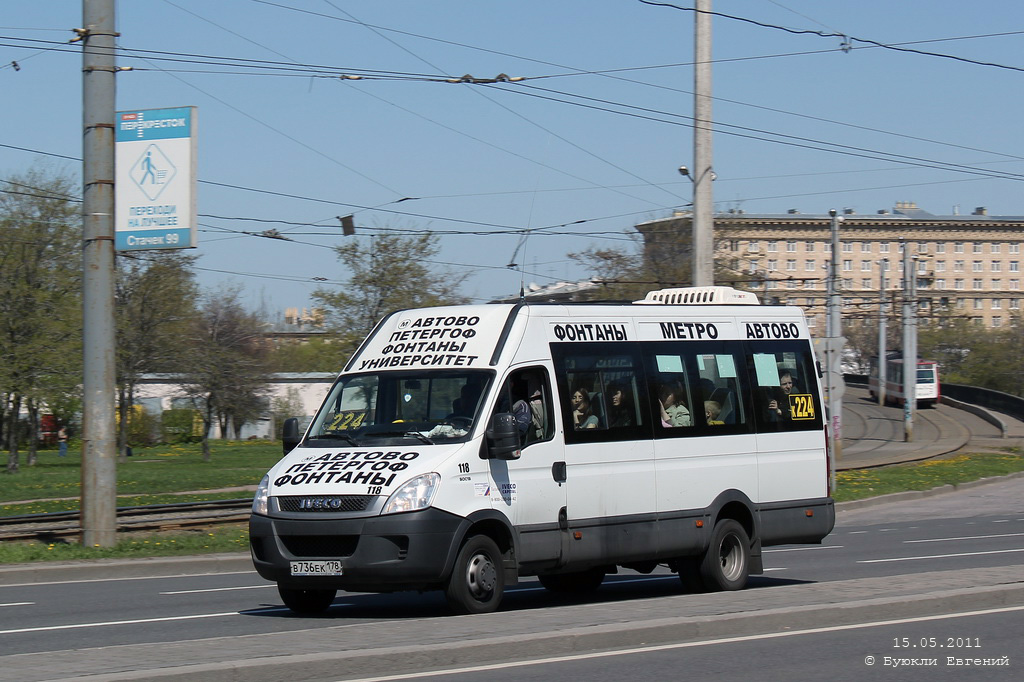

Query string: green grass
[1,443,1021,564]
[834,450,1024,502]
[1,440,283,516]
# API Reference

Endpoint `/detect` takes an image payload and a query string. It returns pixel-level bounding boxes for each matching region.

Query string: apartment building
[636,203,1024,330]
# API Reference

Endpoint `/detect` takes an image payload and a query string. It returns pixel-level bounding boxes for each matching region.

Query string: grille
[281,535,359,558]
[278,495,374,513]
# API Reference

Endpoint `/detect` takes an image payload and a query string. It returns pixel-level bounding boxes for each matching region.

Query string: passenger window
[553,345,646,442]
[695,353,748,428]
[748,344,823,432]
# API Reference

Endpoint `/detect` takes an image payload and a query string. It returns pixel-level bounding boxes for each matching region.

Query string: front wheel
[699,519,750,592]
[277,585,336,615]
[445,535,504,614]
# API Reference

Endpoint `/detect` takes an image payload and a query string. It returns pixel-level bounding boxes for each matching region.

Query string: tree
[0,167,81,473]
[179,287,271,460]
[115,252,198,459]
[312,231,469,359]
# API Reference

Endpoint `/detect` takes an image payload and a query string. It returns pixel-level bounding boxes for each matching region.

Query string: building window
[861,261,872,272]
[973,278,983,290]
[767,260,778,271]
[918,243,929,254]
[991,261,1002,273]
[992,243,1002,254]
[861,242,872,253]
[842,260,852,271]
[1010,243,1020,255]
[955,279,965,290]
[1011,298,1020,309]
[935,261,946,272]
[786,240,797,252]
[935,278,945,289]
[861,278,872,289]
[918,260,928,274]
[973,299,984,310]
[992,298,1002,309]
[767,240,778,252]
[748,241,760,252]
[973,243,983,253]
[805,241,815,252]
[842,242,853,253]
[805,259,816,271]
[1010,261,1020,272]
[936,243,946,254]
[749,259,760,273]
[880,243,890,253]
[729,240,740,252]
[955,242,965,253]
[1011,279,1021,290]
[993,316,1003,327]
[992,279,1002,289]
[786,259,797,271]
[954,260,965,272]
[972,260,983,272]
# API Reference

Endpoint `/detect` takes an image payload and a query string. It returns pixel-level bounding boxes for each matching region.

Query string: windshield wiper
[314,432,359,446]
[405,431,434,445]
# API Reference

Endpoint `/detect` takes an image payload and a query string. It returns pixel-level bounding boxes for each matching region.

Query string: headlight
[252,475,270,515]
[382,473,440,515]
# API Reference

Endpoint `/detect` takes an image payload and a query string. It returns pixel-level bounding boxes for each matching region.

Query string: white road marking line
[858,547,1024,563]
[337,605,1024,682]
[160,585,275,595]
[0,607,283,635]
[0,602,34,608]
[905,532,1024,544]
[763,545,843,553]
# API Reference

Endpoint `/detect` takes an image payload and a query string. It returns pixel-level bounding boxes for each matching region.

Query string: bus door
[553,343,656,564]
[486,366,566,567]
[748,341,827,501]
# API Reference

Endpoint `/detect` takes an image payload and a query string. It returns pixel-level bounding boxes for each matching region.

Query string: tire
[537,567,605,593]
[676,556,707,593]
[445,535,504,614]
[277,585,336,615]
[699,519,750,592]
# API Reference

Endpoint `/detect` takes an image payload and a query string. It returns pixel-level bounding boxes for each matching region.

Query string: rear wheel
[699,519,750,592]
[277,585,336,615]
[537,567,605,593]
[445,535,504,614]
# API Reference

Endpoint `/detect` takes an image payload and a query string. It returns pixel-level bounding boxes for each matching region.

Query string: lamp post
[878,259,888,406]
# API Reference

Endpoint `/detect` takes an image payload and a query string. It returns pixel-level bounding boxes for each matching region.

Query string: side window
[748,342,823,432]
[553,344,646,443]
[642,342,751,436]
[492,367,553,446]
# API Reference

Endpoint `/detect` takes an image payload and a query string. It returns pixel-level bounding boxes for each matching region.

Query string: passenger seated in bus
[766,370,798,421]
[658,381,691,427]
[571,386,599,429]
[705,400,724,425]
[606,381,634,428]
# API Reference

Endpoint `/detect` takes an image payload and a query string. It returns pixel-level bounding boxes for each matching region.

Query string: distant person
[57,426,68,457]
[767,371,797,421]
[658,382,691,427]
[705,400,724,425]
[571,387,599,429]
[606,381,633,428]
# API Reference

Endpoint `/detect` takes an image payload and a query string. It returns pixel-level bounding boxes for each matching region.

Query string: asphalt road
[1,475,1022,682]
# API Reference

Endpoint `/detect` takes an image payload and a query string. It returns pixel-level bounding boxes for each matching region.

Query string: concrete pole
[827,210,843,479]
[901,241,916,442]
[691,0,714,286]
[81,0,118,547]
[878,259,888,406]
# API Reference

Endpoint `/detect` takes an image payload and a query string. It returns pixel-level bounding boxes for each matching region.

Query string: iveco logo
[298,497,343,510]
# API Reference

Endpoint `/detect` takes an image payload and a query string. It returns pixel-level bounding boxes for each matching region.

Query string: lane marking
[763,545,843,553]
[0,571,255,590]
[905,532,1024,544]
[0,607,284,635]
[160,585,274,595]
[336,604,1024,682]
[0,602,34,607]
[858,547,1024,563]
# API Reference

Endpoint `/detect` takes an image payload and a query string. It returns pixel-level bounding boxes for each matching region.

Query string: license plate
[290,560,343,576]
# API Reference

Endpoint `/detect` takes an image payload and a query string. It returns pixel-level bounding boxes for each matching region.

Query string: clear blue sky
[3,1,1023,315]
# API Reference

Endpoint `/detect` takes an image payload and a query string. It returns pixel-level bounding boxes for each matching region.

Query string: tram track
[0,499,252,543]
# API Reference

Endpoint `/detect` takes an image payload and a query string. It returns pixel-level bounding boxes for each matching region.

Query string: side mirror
[282,417,301,455]
[482,413,521,460]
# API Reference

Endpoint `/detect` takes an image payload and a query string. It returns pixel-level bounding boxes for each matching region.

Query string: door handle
[552,461,566,483]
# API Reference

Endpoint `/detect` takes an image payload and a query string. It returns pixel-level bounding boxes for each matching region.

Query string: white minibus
[249,286,835,614]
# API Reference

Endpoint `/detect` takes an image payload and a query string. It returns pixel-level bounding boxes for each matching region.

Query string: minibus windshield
[306,370,493,445]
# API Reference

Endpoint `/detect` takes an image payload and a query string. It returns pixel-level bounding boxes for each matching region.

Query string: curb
[835,469,1024,511]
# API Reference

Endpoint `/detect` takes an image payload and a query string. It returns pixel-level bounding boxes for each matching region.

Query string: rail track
[0,499,253,543]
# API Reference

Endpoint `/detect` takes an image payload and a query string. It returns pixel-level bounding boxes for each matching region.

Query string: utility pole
[81,0,118,547]
[823,209,844,483]
[691,0,714,286]
[901,240,917,442]
[877,259,888,406]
